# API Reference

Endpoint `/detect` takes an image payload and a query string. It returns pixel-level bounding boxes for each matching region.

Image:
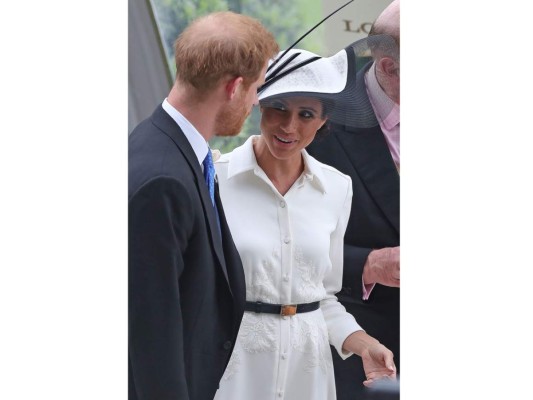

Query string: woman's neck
[252,136,304,196]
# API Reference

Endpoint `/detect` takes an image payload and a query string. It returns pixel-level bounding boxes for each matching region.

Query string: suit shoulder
[129,147,196,199]
[129,127,195,196]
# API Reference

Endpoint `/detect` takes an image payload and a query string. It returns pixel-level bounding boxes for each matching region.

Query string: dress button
[223,340,232,350]
[283,275,289,282]
[283,237,290,244]
[278,391,284,397]
[281,353,287,360]
[280,201,286,208]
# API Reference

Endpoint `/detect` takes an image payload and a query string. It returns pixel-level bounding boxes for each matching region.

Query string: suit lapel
[336,125,399,234]
[150,106,231,286]
[215,182,246,304]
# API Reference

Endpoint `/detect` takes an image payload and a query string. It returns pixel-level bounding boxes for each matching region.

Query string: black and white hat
[258,47,349,103]
[258,34,398,129]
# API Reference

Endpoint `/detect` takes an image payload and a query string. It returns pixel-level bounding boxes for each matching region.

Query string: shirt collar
[226,135,328,193]
[365,63,400,131]
[162,98,209,164]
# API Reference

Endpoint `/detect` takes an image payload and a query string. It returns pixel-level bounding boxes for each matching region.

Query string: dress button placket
[276,194,292,399]
[277,195,292,304]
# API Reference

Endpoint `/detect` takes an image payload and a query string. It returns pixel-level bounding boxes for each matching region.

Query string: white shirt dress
[214,136,362,400]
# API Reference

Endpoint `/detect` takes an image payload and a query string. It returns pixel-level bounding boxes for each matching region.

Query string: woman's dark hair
[316,98,334,138]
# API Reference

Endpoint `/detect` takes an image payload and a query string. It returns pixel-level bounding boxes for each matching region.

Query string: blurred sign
[321,0,393,55]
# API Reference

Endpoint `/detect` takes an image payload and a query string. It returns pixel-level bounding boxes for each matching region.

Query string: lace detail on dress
[290,315,331,374]
[246,258,278,303]
[222,348,241,381]
[221,313,277,380]
[239,313,278,354]
[294,246,322,303]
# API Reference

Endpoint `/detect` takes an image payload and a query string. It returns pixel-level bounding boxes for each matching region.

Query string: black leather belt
[245,301,320,317]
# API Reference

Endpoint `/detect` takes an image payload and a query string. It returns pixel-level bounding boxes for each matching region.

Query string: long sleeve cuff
[327,313,363,360]
[361,277,376,300]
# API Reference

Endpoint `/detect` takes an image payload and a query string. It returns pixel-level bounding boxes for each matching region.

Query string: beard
[214,94,251,137]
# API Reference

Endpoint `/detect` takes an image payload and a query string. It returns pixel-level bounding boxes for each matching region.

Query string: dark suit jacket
[307,61,400,400]
[128,105,246,400]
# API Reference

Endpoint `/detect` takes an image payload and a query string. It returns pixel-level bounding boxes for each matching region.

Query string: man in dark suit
[307,1,400,399]
[128,12,278,400]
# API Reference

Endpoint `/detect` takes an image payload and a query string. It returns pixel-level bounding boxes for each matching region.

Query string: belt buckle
[280,305,297,317]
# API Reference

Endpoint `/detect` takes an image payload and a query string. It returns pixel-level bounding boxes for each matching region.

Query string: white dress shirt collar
[162,98,209,165]
[224,135,328,193]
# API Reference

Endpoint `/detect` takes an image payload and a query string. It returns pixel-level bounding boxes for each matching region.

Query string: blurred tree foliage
[150,0,324,153]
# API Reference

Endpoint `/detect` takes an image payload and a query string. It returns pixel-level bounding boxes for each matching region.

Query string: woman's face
[260,96,326,161]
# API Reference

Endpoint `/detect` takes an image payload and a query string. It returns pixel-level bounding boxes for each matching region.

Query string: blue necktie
[202,149,215,207]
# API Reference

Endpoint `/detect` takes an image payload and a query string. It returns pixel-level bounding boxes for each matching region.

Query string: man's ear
[225,76,244,100]
[378,57,399,78]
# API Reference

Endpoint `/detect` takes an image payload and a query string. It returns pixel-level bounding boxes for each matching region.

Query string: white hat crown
[258,48,348,102]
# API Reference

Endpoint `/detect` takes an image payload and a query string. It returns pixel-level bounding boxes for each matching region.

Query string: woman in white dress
[214,44,396,400]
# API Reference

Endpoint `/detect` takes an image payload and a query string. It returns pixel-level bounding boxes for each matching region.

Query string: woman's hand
[360,342,396,386]
[342,330,396,386]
